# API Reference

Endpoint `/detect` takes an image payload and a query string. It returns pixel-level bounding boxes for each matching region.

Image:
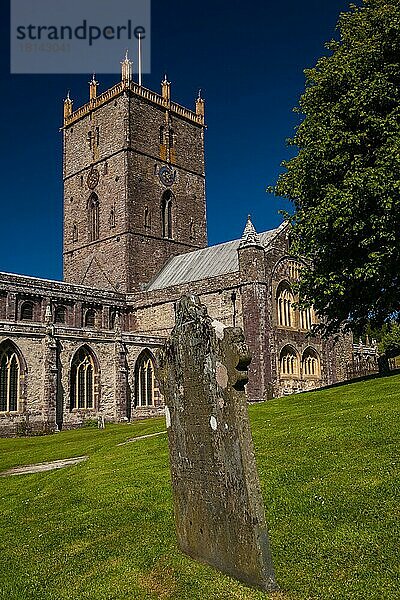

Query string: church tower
[62,55,207,292]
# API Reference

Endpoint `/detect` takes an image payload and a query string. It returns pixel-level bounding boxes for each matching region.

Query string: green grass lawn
[0,375,399,600]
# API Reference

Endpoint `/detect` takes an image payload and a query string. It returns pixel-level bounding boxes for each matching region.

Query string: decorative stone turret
[161,75,171,101]
[238,216,265,281]
[63,92,73,120]
[121,51,133,86]
[89,74,99,100]
[239,215,262,248]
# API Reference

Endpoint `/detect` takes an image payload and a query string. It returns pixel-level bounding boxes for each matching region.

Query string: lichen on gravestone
[157,295,277,591]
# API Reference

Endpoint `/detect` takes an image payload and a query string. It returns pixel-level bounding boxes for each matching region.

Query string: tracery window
[20,301,34,322]
[302,348,320,378]
[277,283,295,328]
[135,350,156,407]
[288,260,300,280]
[0,343,21,412]
[300,307,315,331]
[70,346,97,410]
[161,191,173,239]
[88,193,99,242]
[280,346,299,377]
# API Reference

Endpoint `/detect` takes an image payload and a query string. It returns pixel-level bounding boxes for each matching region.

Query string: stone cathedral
[0,56,352,436]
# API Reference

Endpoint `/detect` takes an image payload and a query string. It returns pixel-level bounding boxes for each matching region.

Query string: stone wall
[0,273,165,436]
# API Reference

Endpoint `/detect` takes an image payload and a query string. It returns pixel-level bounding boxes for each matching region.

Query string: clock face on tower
[159,165,176,187]
[87,168,100,190]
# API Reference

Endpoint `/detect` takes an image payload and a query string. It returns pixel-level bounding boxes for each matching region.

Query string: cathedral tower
[62,56,207,292]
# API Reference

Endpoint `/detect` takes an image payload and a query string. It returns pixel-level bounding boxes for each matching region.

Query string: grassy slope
[0,375,399,600]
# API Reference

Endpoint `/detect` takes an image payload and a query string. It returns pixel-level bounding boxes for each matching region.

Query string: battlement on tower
[63,76,205,128]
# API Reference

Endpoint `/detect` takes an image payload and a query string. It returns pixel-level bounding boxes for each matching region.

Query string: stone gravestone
[157,296,277,591]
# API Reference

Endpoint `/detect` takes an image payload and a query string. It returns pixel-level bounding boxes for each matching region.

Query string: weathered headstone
[157,296,277,591]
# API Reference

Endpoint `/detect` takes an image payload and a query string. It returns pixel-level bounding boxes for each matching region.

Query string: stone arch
[279,345,300,378]
[0,339,27,413]
[271,255,308,280]
[69,345,100,411]
[302,347,321,378]
[134,349,157,408]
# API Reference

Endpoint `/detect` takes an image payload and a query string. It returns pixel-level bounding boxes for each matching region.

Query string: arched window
[109,309,118,330]
[135,350,156,407]
[302,348,320,378]
[161,191,173,239]
[54,305,66,324]
[72,223,78,242]
[0,342,22,412]
[20,301,34,322]
[277,283,295,328]
[300,306,315,330]
[70,346,98,410]
[189,217,195,240]
[84,308,96,328]
[88,193,99,241]
[280,346,299,377]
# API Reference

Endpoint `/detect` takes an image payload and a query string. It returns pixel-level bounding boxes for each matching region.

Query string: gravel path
[0,455,88,477]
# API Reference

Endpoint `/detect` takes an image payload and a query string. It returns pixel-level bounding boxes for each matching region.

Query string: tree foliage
[271,0,400,335]
[378,320,400,356]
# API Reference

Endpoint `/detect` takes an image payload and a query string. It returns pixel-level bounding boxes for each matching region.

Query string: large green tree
[271,0,400,335]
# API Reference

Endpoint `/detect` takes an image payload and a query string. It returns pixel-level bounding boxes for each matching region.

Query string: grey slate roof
[146,224,285,291]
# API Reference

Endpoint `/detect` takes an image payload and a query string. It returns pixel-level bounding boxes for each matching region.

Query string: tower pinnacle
[196,90,205,119]
[161,75,171,101]
[63,91,73,121]
[89,74,99,100]
[121,51,133,85]
[239,215,262,248]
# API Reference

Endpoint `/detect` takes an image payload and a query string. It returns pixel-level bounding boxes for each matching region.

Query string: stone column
[114,336,128,421]
[42,325,58,433]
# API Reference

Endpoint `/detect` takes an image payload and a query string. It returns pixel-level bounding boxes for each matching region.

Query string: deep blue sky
[0,0,352,281]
